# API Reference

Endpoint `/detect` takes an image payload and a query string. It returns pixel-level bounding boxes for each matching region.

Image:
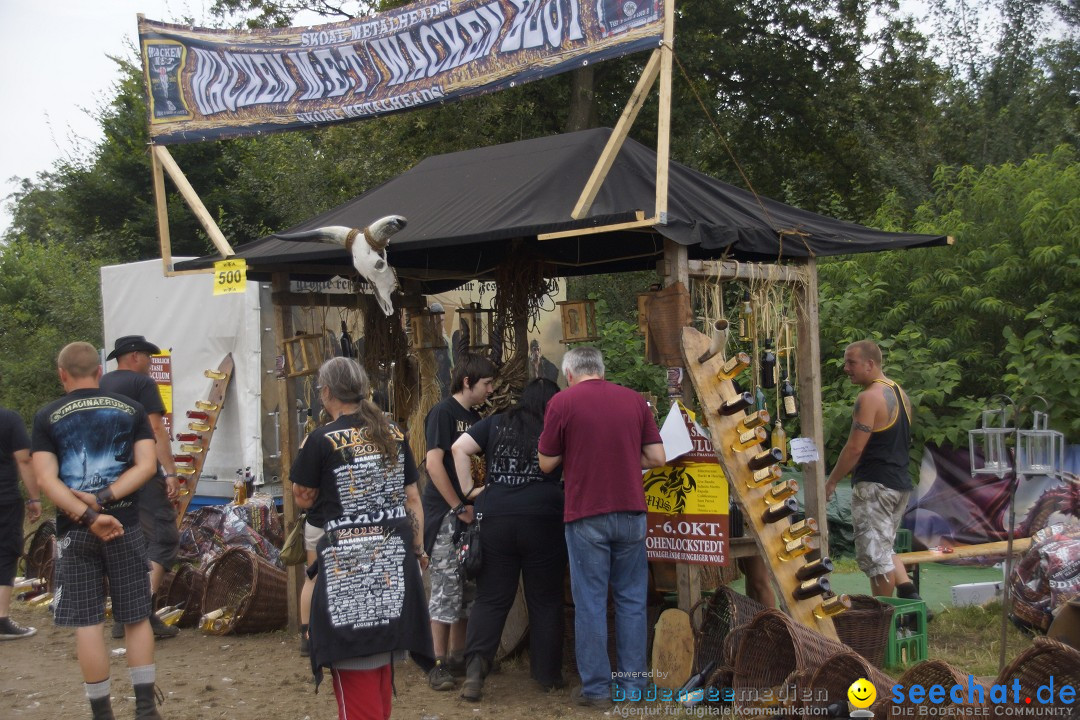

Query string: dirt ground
[1,602,612,720]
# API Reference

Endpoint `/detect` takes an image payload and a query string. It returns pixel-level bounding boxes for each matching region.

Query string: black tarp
[176,127,948,290]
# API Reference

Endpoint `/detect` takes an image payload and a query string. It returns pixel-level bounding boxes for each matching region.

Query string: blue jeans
[565,511,648,699]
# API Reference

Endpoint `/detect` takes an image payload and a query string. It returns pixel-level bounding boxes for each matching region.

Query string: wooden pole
[150,149,174,277]
[655,0,675,224]
[152,145,236,259]
[793,258,828,554]
[272,273,304,635]
[571,51,662,220]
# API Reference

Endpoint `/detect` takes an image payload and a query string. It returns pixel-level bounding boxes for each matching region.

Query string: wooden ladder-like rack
[174,353,234,523]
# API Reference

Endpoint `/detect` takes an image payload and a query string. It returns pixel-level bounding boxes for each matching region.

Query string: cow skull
[275,215,406,316]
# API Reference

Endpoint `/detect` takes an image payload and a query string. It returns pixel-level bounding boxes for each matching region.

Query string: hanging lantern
[455,302,494,353]
[557,299,599,344]
[969,408,1014,477]
[282,333,325,378]
[408,305,447,350]
[1017,410,1064,477]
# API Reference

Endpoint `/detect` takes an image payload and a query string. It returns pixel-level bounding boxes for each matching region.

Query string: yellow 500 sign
[213,259,247,296]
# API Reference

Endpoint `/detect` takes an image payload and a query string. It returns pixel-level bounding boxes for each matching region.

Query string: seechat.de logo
[890,675,1076,716]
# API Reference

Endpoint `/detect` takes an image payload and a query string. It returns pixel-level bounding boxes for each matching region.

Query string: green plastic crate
[878,595,928,668]
[894,528,912,553]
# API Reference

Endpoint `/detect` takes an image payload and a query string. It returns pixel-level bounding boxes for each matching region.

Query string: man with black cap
[100,335,181,640]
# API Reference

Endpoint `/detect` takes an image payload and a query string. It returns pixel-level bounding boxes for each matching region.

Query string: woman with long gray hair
[291,356,434,719]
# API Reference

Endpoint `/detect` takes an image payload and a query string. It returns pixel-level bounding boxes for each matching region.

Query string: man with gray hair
[537,346,665,707]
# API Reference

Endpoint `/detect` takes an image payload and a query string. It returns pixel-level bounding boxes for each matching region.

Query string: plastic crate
[878,596,928,668]
[894,528,921,591]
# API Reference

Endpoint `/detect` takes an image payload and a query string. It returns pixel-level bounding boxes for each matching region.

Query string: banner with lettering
[645,403,729,565]
[138,0,665,144]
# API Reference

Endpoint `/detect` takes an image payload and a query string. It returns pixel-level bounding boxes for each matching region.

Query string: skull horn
[364,215,407,252]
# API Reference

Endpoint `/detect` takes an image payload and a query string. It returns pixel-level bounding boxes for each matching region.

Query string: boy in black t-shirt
[420,353,496,690]
[31,342,162,720]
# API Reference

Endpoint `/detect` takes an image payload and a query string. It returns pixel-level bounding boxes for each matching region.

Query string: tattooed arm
[292,482,319,509]
[825,391,881,499]
[404,483,428,570]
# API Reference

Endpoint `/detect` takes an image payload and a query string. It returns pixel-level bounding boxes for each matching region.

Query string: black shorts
[0,501,23,585]
[139,476,179,568]
[54,525,151,627]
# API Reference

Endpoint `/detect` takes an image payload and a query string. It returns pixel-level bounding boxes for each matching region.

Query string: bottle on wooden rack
[761,497,799,524]
[737,410,770,433]
[760,338,777,389]
[813,594,851,619]
[796,556,834,581]
[763,479,798,506]
[731,427,766,453]
[781,518,818,543]
[717,352,750,381]
[719,392,754,416]
[777,535,819,562]
[792,576,832,601]
[747,465,783,489]
[204,369,228,380]
[747,447,784,471]
[195,400,219,412]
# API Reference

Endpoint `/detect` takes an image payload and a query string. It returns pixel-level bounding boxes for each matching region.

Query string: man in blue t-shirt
[32,342,162,720]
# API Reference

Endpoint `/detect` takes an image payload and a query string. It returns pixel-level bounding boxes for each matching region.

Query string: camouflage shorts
[852,482,910,578]
[427,512,475,624]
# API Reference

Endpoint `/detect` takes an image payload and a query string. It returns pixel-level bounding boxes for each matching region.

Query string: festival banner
[138,0,665,144]
[149,350,173,436]
[645,403,729,565]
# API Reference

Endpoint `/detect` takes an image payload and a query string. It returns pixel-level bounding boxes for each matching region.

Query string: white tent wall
[100,260,266,497]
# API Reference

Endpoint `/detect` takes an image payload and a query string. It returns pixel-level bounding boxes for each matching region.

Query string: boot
[460,655,489,702]
[133,683,163,720]
[89,695,116,720]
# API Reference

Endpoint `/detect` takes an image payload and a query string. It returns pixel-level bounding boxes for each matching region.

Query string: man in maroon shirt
[538,346,665,707]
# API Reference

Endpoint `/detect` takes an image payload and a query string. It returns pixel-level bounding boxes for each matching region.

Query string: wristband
[80,506,100,526]
[95,487,115,505]
[25,498,40,505]
[451,503,466,516]
[165,473,179,479]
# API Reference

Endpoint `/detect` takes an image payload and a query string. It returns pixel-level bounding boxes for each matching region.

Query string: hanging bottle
[781,373,798,419]
[755,386,768,414]
[771,419,788,464]
[339,321,355,359]
[738,291,753,341]
[760,338,777,389]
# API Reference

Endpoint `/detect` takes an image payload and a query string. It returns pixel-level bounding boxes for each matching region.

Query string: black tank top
[852,379,912,491]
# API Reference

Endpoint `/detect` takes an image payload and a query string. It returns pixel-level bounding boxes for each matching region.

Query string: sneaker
[571,685,612,708]
[0,617,37,640]
[428,661,456,691]
[150,613,180,639]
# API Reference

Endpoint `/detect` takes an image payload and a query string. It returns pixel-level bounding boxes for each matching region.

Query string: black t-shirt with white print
[465,414,563,518]
[290,414,418,529]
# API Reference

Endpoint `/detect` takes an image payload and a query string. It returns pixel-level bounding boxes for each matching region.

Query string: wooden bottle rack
[173,353,234,523]
[680,328,840,639]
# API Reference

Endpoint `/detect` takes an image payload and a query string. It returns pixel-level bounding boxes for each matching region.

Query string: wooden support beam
[687,259,809,285]
[897,539,1030,565]
[271,291,366,309]
[537,212,654,241]
[150,148,174,277]
[152,145,236,259]
[571,51,662,220]
[273,273,304,634]
[793,258,828,554]
[655,1,676,224]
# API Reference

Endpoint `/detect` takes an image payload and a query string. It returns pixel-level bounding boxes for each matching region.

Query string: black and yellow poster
[138,0,664,144]
[644,404,729,565]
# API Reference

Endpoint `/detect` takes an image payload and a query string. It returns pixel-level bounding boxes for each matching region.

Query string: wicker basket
[23,520,57,592]
[160,564,207,628]
[833,594,894,668]
[201,548,287,634]
[872,660,986,716]
[994,637,1080,714]
[806,650,892,713]
[692,586,768,673]
[731,609,850,714]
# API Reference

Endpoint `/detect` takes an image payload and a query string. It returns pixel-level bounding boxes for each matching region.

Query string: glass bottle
[781,518,818,543]
[738,291,753,341]
[780,373,798,419]
[746,465,783,489]
[304,409,316,436]
[195,400,220,412]
[717,352,750,381]
[792,577,832,601]
[777,535,819,562]
[796,556,834,582]
[761,497,799,524]
[763,479,799,505]
[186,410,210,422]
[760,338,777,389]
[731,427,767,453]
[737,410,770,433]
[747,447,784,471]
[813,594,851,619]
[719,392,754,416]
[755,386,768,414]
[175,433,201,443]
[179,444,204,454]
[771,419,788,463]
[188,421,211,432]
[204,369,228,380]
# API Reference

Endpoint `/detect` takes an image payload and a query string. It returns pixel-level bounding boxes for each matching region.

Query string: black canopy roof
[176,127,947,291]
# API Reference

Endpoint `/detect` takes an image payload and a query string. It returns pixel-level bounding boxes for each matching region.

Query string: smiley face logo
[848,678,877,709]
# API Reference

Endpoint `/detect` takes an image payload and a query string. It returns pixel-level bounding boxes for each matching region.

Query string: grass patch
[923,601,1033,678]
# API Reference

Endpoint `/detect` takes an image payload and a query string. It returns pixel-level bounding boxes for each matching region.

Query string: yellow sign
[644,463,729,565]
[213,258,247,295]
